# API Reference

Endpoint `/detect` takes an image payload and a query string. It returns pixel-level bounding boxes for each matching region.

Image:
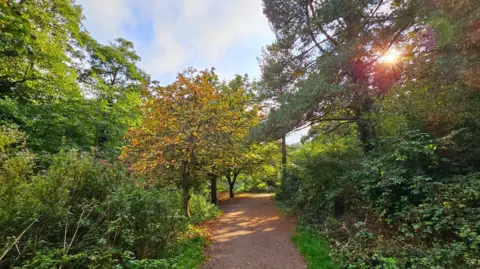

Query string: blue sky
[76,0,308,143]
[77,0,274,83]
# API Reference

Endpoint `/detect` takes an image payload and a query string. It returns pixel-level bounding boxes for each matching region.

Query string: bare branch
[292,117,356,132]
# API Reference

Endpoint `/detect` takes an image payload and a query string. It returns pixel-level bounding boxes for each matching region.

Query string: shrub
[277,137,362,224]
[0,127,219,268]
[189,193,221,224]
[279,130,480,268]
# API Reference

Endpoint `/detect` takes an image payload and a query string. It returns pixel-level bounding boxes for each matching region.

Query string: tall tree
[257,0,417,153]
[81,37,148,156]
[1,1,147,156]
[378,0,480,168]
[255,83,288,182]
[215,76,261,198]
[197,75,262,201]
[0,0,96,152]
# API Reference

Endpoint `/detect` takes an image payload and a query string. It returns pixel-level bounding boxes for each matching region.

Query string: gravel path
[201,193,306,269]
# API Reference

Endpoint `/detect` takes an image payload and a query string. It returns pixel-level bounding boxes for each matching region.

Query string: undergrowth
[277,130,480,268]
[292,228,336,269]
[0,126,219,268]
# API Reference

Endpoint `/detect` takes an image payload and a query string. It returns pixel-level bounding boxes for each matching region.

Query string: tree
[0,1,148,157]
[222,142,277,198]
[255,77,288,183]
[208,75,261,200]
[122,69,258,216]
[223,143,261,198]
[0,0,92,153]
[80,36,148,156]
[216,77,261,199]
[377,0,480,168]
[257,0,417,153]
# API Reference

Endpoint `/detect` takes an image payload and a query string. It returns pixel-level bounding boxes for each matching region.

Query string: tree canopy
[1,0,480,268]
[121,69,261,216]
[257,0,421,152]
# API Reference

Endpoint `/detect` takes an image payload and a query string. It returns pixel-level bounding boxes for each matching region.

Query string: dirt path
[201,193,306,269]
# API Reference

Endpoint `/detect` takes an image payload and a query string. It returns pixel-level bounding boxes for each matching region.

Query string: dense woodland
[0,0,278,267]
[259,0,480,268]
[1,0,479,268]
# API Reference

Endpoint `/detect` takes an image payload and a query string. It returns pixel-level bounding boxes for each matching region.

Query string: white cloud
[141,29,192,75]
[76,0,273,79]
[181,0,214,19]
[78,0,136,42]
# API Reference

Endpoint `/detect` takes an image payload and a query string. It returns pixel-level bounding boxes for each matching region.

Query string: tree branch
[292,117,356,132]
[308,0,339,47]
[325,121,351,134]
[364,0,384,27]
[306,3,327,54]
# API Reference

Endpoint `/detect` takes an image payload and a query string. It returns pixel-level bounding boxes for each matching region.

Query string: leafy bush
[278,130,480,268]
[0,127,218,268]
[190,193,221,224]
[278,137,362,224]
[102,185,188,259]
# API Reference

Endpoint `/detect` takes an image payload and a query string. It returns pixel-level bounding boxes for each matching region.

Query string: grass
[172,237,207,268]
[292,228,336,269]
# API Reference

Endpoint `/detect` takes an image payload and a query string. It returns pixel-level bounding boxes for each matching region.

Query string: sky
[77,0,308,143]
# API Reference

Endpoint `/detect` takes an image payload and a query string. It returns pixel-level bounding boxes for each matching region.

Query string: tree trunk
[356,97,376,154]
[182,185,191,218]
[229,182,235,198]
[180,160,191,217]
[281,135,287,182]
[357,119,375,153]
[210,175,217,205]
[226,171,235,199]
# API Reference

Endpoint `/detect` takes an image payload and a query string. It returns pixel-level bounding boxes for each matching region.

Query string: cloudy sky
[77,0,307,143]
[77,0,274,83]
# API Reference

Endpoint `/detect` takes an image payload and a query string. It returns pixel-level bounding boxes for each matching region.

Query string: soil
[201,193,306,269]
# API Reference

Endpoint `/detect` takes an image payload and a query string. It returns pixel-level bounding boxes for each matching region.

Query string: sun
[380,48,401,64]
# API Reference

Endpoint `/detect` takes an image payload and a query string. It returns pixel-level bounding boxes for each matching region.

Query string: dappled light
[1,0,479,268]
[202,194,305,268]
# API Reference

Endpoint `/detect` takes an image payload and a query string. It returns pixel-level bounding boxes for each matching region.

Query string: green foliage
[278,136,362,223]
[118,237,207,269]
[292,228,336,269]
[0,127,217,268]
[223,141,281,194]
[0,0,146,156]
[278,130,480,268]
[189,194,221,224]
[264,0,480,268]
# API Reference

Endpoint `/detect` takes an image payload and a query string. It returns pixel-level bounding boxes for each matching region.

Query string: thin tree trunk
[230,172,240,199]
[210,175,217,205]
[182,185,191,218]
[229,182,235,199]
[281,135,287,182]
[356,97,376,154]
[226,172,235,199]
[180,160,191,217]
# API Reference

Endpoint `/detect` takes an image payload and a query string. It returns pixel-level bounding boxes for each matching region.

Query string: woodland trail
[201,193,306,269]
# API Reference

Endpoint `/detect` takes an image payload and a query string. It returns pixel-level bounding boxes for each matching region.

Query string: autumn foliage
[122,69,260,216]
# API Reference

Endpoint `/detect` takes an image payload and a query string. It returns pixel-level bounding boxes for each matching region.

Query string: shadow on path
[201,194,306,269]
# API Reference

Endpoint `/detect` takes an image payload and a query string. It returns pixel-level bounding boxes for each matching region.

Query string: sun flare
[380,48,401,64]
